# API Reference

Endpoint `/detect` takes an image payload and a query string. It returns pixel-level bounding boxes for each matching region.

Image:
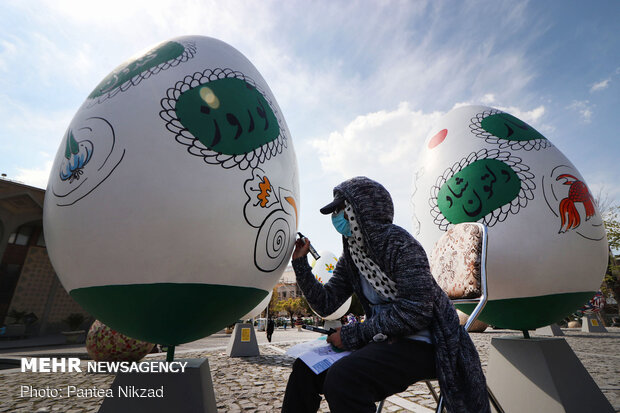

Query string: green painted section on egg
[456,291,595,330]
[175,77,280,155]
[437,159,521,223]
[71,283,268,345]
[64,130,79,159]
[481,112,546,142]
[89,41,185,99]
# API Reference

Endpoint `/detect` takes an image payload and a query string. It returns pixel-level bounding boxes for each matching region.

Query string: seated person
[282,177,489,413]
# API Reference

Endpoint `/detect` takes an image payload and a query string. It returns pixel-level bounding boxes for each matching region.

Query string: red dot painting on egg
[428,129,448,149]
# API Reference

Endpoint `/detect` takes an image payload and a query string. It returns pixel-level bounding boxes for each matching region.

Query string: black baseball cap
[320,196,345,215]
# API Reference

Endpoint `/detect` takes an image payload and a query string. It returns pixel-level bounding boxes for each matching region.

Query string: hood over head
[332,176,393,223]
[330,177,394,263]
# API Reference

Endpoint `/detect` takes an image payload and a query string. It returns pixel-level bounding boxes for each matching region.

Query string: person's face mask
[331,210,352,237]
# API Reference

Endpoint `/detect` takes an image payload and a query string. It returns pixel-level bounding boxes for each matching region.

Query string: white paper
[285,336,352,374]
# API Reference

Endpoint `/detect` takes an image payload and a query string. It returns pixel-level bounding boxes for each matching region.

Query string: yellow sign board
[241,327,251,342]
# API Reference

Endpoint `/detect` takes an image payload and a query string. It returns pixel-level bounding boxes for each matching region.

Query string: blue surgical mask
[331,210,352,237]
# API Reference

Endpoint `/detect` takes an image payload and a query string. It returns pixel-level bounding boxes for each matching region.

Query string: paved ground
[0,327,618,412]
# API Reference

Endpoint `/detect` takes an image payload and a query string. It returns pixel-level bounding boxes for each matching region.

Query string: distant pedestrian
[267,318,275,342]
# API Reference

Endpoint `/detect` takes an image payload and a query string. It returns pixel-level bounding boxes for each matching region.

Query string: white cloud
[308,100,557,231]
[308,102,444,229]
[481,94,496,104]
[313,101,549,184]
[1,1,546,138]
[15,160,53,189]
[590,78,611,92]
[452,99,547,126]
[310,102,441,179]
[567,100,593,123]
[497,105,545,124]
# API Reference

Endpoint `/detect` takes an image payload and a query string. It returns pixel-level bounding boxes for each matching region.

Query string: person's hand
[326,327,343,349]
[292,237,310,260]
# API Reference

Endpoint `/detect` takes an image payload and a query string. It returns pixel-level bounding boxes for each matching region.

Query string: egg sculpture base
[99,358,217,413]
[581,313,607,333]
[226,322,260,357]
[487,337,614,412]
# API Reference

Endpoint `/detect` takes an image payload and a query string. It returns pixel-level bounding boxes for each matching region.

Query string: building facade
[0,178,90,336]
[274,266,302,301]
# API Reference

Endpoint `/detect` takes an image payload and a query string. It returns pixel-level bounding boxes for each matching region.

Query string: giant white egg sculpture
[412,105,608,330]
[241,291,273,321]
[311,251,351,320]
[43,36,299,346]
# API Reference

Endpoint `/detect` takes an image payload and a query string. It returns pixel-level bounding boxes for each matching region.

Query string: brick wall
[7,246,90,332]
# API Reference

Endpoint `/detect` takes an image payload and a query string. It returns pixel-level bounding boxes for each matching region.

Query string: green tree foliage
[298,295,312,315]
[275,297,307,321]
[603,205,620,251]
[602,206,620,314]
[602,252,619,302]
[267,287,279,317]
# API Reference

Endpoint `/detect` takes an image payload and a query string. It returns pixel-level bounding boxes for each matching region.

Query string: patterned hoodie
[292,176,490,413]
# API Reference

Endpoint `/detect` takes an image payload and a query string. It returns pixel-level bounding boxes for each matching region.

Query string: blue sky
[1,0,618,255]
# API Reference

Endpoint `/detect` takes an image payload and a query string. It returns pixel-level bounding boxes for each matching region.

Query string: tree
[601,205,620,316]
[267,287,279,317]
[298,296,313,316]
[602,252,619,303]
[276,297,306,321]
[603,205,620,252]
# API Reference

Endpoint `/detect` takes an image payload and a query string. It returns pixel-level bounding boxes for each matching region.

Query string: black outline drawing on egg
[87,41,197,108]
[542,165,606,241]
[411,166,425,236]
[469,109,552,151]
[243,168,297,273]
[52,117,125,207]
[429,148,536,230]
[159,68,288,170]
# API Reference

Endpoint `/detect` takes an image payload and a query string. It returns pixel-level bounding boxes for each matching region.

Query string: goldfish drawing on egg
[556,174,596,233]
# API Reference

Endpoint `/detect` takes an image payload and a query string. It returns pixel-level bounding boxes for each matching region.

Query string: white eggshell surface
[241,291,273,321]
[311,251,351,320]
[412,105,608,329]
[43,36,299,345]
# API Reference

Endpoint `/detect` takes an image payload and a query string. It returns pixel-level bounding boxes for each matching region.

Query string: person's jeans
[282,338,436,413]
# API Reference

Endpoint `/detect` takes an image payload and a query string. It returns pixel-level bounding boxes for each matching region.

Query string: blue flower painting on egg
[59,130,93,183]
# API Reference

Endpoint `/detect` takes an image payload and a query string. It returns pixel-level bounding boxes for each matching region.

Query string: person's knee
[292,358,307,372]
[323,361,349,401]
